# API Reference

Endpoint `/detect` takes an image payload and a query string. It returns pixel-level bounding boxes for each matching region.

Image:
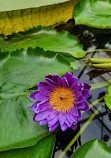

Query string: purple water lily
[30,72,91,132]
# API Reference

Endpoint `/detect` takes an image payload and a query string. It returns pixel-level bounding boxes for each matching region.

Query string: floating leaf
[0,27,85,58]
[104,85,111,110]
[0,0,77,35]
[0,134,55,158]
[0,47,72,151]
[0,47,72,93]
[74,0,111,29]
[70,139,111,158]
[0,93,50,151]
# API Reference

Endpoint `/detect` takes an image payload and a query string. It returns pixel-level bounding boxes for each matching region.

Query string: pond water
[54,20,111,158]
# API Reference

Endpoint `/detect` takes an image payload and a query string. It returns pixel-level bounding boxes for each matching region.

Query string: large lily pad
[0,47,72,151]
[0,134,55,158]
[0,93,49,151]
[74,0,111,29]
[0,0,70,12]
[0,27,85,58]
[0,47,72,93]
[70,139,111,158]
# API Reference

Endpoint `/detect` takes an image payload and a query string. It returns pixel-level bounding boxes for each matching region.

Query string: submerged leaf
[70,139,111,158]
[0,134,55,158]
[74,0,111,29]
[0,27,85,58]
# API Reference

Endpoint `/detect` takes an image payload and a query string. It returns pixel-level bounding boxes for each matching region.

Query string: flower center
[49,87,75,112]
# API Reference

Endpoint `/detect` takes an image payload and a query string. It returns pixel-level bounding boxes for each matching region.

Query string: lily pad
[0,27,85,58]
[0,134,55,158]
[74,0,111,29]
[70,138,111,158]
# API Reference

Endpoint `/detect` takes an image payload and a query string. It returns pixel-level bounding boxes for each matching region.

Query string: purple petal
[74,91,81,100]
[45,78,57,90]
[65,119,72,127]
[63,77,69,87]
[34,110,50,121]
[71,124,77,130]
[77,102,85,110]
[48,110,59,120]
[49,121,59,132]
[52,74,60,84]
[71,82,84,92]
[83,102,90,111]
[67,114,73,124]
[58,113,66,125]
[39,119,48,126]
[30,101,40,111]
[61,123,68,131]
[45,75,53,80]
[64,72,79,86]
[84,83,91,90]
[37,82,51,95]
[35,92,49,101]
[77,110,82,120]
[69,113,77,123]
[76,95,85,104]
[58,76,65,86]
[48,116,59,127]
[82,89,90,99]
[35,101,51,113]
[30,91,39,100]
[72,106,79,116]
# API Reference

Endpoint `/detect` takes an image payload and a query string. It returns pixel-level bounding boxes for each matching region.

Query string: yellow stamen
[49,87,75,112]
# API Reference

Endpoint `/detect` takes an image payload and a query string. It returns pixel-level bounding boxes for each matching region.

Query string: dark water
[54,20,111,158]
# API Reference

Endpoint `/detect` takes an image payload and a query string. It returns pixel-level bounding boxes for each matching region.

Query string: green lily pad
[0,47,72,151]
[70,139,111,158]
[0,134,55,158]
[0,47,72,93]
[0,27,85,58]
[74,0,111,29]
[0,93,49,151]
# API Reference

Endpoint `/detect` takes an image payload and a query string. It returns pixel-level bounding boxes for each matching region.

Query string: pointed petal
[49,121,59,132]
[34,110,50,121]
[77,110,82,120]
[30,91,39,100]
[77,102,85,110]
[84,83,91,90]
[71,124,77,130]
[35,92,49,101]
[61,123,68,131]
[37,82,51,95]
[48,116,59,127]
[82,89,90,99]
[39,119,48,126]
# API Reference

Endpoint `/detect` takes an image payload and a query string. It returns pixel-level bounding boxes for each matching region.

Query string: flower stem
[58,104,103,158]
[85,49,111,53]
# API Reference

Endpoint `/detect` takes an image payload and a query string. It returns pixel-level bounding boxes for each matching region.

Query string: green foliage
[0,27,85,58]
[0,48,72,93]
[74,0,111,29]
[0,47,72,151]
[0,134,55,158]
[104,85,111,110]
[70,139,111,158]
[0,0,70,12]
